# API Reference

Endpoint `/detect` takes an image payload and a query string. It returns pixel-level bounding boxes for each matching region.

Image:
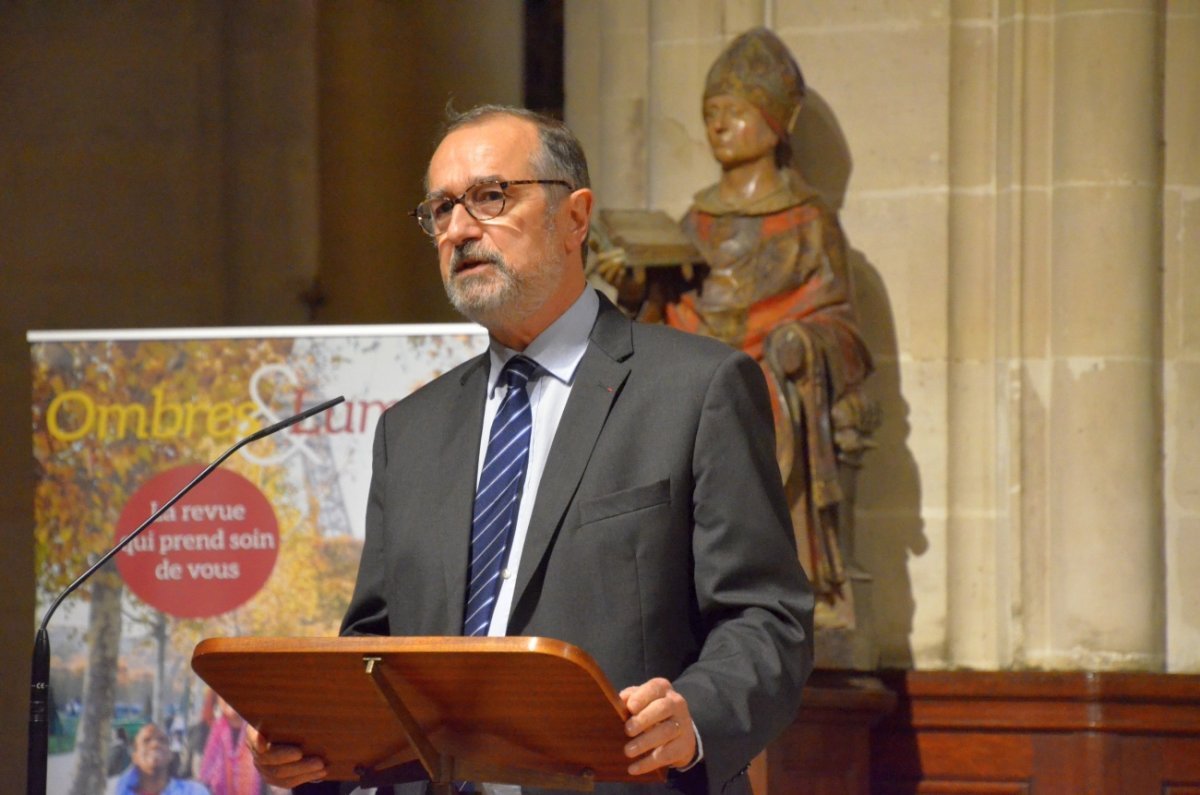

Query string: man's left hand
[619,677,698,775]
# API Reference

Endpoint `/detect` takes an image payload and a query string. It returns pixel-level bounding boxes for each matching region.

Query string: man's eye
[473,187,506,204]
[430,199,455,218]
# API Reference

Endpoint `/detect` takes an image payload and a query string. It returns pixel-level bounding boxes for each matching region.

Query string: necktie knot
[501,355,539,390]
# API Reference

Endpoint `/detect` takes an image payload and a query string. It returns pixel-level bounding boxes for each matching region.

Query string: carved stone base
[751,671,897,795]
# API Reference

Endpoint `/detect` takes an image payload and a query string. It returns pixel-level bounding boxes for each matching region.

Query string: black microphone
[26,395,346,795]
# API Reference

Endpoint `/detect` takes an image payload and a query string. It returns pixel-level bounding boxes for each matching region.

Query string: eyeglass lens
[413,179,573,236]
[416,182,506,236]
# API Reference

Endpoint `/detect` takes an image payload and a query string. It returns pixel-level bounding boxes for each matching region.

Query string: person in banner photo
[114,723,210,795]
[248,104,814,795]
[199,694,267,795]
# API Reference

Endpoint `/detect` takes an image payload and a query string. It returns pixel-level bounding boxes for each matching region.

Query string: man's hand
[246,723,328,789]
[619,677,698,776]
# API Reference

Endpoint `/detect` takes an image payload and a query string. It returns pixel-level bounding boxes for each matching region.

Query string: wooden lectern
[191,636,662,792]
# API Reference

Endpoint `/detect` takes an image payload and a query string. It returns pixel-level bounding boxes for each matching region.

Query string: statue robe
[666,171,873,600]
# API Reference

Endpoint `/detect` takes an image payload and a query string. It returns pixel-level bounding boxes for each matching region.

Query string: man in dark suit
[249,105,813,795]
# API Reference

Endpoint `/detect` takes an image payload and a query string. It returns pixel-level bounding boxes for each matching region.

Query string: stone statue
[593,28,878,659]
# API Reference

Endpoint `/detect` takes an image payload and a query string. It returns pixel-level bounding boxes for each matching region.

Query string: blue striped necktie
[463,355,540,636]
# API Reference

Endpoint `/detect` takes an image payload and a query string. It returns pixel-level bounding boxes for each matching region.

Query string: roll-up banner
[29,325,487,794]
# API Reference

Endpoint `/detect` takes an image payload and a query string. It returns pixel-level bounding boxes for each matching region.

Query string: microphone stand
[26,395,345,795]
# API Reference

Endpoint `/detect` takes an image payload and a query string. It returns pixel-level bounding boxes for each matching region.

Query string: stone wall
[1164,1,1200,672]
[565,0,1200,672]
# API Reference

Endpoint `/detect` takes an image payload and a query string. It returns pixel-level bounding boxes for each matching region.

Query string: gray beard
[443,239,559,331]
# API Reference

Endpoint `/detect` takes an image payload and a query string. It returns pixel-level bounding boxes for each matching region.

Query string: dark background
[1,1,561,784]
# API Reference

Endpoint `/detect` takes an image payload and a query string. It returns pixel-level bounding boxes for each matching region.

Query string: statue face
[703,94,779,169]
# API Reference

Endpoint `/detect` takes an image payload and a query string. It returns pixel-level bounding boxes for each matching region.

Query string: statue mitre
[704,27,806,137]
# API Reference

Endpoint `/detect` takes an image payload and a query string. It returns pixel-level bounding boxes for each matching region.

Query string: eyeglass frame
[408,178,575,237]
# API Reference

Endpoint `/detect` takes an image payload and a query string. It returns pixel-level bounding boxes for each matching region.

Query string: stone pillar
[945,3,1013,669]
[1022,1,1165,670]
[1164,2,1200,671]
[945,0,1168,672]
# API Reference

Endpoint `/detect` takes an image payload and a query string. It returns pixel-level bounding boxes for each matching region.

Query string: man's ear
[564,187,594,259]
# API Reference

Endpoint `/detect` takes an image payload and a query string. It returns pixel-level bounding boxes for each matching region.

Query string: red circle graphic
[114,464,280,619]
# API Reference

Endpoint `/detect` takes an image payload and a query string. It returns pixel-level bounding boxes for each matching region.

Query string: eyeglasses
[409,179,574,237]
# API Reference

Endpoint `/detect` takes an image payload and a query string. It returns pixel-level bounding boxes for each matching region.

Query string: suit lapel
[510,296,634,615]
[437,354,489,633]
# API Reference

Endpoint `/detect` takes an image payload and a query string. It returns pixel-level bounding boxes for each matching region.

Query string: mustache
[449,241,505,273]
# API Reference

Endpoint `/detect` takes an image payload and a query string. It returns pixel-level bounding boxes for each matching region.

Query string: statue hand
[768,325,810,378]
[591,245,652,311]
[593,246,647,288]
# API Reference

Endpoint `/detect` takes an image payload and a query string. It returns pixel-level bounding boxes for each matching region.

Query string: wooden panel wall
[869,671,1200,794]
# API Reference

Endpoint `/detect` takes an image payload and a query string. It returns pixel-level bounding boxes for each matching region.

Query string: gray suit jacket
[330,293,813,795]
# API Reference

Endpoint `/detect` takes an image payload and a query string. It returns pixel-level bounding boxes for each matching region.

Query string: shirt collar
[487,288,599,394]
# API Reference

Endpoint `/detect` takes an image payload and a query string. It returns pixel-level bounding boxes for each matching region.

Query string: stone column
[1164,2,1200,671]
[945,2,1014,669]
[1021,1,1165,670]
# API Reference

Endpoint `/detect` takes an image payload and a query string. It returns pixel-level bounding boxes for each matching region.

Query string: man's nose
[442,202,482,244]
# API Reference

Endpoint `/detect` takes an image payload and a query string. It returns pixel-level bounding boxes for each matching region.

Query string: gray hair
[438,103,591,192]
